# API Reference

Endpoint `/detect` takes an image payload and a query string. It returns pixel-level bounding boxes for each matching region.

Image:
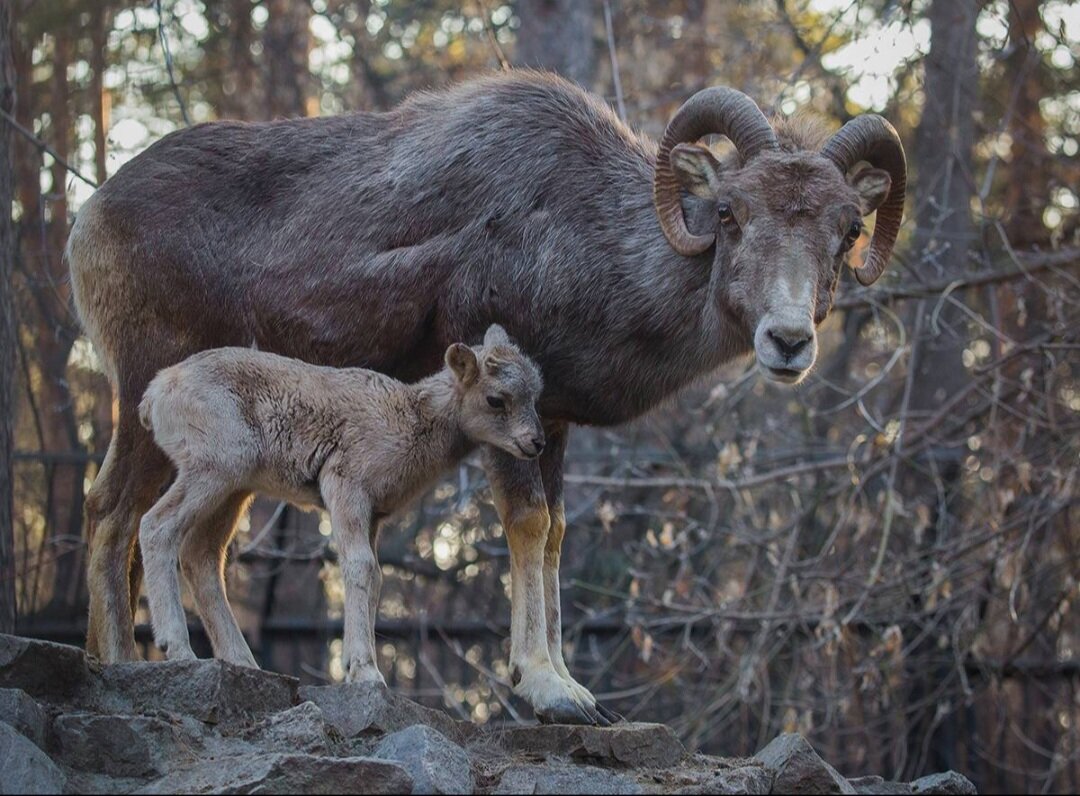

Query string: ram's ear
[670,143,724,199]
[445,343,478,386]
[849,164,892,216]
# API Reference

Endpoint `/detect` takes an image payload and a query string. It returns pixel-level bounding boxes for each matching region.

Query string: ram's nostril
[768,329,812,360]
[532,437,546,454]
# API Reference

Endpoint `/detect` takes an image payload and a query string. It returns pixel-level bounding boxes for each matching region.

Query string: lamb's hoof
[345,661,387,685]
[162,643,197,662]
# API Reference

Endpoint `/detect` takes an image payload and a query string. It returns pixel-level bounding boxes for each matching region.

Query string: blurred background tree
[4,1,1078,791]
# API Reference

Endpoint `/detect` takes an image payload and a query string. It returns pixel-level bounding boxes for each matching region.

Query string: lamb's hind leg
[484,445,606,726]
[179,491,257,668]
[322,475,384,685]
[140,471,230,661]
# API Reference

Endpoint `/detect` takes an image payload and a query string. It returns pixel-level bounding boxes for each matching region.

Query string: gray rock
[494,761,642,794]
[754,734,856,795]
[100,660,297,725]
[850,775,912,794]
[136,753,413,794]
[674,764,771,794]
[0,634,97,702]
[0,687,47,748]
[52,712,205,778]
[241,701,338,754]
[62,769,147,795]
[374,724,473,794]
[492,722,685,770]
[0,720,66,794]
[299,682,466,743]
[910,771,977,795]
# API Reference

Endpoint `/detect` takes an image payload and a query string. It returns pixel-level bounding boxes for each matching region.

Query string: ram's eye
[718,203,735,224]
[841,220,863,251]
[486,396,506,410]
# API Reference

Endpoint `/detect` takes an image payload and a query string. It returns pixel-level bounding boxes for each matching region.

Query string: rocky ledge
[0,634,976,794]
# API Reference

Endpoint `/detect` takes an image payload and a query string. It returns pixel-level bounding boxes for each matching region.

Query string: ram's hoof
[596,702,625,724]
[537,698,609,726]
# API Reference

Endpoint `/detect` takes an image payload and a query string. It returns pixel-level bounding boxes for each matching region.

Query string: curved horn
[821,115,907,286]
[654,88,778,257]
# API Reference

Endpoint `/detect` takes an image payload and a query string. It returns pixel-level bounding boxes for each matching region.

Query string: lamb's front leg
[325,481,385,685]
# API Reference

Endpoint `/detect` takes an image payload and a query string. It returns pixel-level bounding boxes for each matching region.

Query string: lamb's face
[445,326,546,459]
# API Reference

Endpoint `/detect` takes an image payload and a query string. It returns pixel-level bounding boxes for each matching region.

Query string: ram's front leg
[539,424,620,724]
[485,446,605,725]
[324,478,385,685]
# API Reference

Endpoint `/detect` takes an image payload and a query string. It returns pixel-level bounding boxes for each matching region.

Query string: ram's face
[672,148,891,383]
[652,88,906,385]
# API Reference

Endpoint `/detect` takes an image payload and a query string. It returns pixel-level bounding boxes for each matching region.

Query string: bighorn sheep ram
[137,325,543,690]
[66,70,905,725]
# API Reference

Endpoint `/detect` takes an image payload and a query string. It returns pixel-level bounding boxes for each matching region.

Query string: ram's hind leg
[179,491,257,668]
[85,406,172,662]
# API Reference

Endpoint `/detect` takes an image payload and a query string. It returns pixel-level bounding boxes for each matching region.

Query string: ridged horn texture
[821,115,907,286]
[654,88,778,256]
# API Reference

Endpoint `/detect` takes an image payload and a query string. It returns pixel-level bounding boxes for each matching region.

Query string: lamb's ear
[446,343,478,386]
[484,324,512,348]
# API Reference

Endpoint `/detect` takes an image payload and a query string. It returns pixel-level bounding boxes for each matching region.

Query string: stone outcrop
[0,634,978,794]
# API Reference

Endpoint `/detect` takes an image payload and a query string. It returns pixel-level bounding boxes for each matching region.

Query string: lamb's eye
[841,220,863,251]
[486,396,506,410]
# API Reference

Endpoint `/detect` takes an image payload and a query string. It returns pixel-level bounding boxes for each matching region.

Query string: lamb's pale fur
[137,325,543,681]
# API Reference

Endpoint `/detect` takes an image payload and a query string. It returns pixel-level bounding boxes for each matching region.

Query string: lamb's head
[653,89,906,384]
[445,324,545,459]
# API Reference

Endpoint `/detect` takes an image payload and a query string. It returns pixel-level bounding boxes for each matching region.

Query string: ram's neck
[521,167,752,426]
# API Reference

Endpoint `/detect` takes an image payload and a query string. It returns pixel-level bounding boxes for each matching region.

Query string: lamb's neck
[409,370,473,467]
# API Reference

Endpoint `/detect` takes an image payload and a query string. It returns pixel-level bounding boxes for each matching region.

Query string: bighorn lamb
[67,69,905,725]
[137,325,543,686]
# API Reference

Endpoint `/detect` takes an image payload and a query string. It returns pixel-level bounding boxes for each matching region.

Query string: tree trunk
[35,29,83,617]
[263,0,313,119]
[1002,0,1048,246]
[205,0,261,120]
[909,0,978,403]
[90,4,110,186]
[0,0,17,634]
[901,0,979,779]
[515,0,596,87]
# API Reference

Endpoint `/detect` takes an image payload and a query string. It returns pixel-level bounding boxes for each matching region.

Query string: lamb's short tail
[138,369,172,431]
[138,384,156,431]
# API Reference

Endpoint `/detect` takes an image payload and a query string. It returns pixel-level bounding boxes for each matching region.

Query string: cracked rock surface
[0,635,977,794]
